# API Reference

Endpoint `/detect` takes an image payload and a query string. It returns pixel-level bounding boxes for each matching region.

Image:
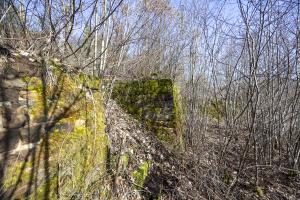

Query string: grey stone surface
[0,129,20,153]
[0,101,12,108]
[0,88,19,102]
[53,122,74,133]
[0,51,42,154]
[5,106,28,129]
[18,99,35,107]
[2,78,26,88]
[19,123,44,144]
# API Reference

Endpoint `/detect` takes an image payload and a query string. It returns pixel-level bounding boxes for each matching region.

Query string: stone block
[0,129,20,153]
[18,99,35,107]
[0,108,7,129]
[112,79,182,144]
[19,123,44,144]
[1,78,26,89]
[53,122,74,133]
[19,90,38,100]
[1,65,19,79]
[0,88,19,103]
[3,56,41,77]
[5,106,28,129]
[0,101,12,108]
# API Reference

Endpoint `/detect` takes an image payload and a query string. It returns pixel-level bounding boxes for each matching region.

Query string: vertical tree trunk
[94,0,99,76]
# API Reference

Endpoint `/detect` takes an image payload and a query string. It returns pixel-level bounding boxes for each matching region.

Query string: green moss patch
[4,67,108,199]
[112,79,183,146]
[3,161,33,189]
[132,161,150,188]
[255,186,264,197]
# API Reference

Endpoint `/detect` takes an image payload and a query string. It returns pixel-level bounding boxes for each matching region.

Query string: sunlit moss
[28,176,58,200]
[4,69,108,199]
[49,58,65,77]
[47,88,108,198]
[223,169,232,185]
[49,125,108,196]
[3,161,33,189]
[132,161,150,188]
[23,76,44,120]
[120,154,130,170]
[24,72,85,121]
[71,73,102,90]
[255,186,264,197]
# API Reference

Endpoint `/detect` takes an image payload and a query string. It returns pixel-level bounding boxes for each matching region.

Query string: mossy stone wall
[1,54,108,199]
[112,79,182,147]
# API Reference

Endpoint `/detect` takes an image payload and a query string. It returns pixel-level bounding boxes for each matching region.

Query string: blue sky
[170,0,240,22]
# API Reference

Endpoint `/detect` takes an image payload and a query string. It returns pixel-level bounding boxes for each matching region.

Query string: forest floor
[201,124,300,200]
[105,99,205,199]
[105,99,300,200]
[1,98,299,199]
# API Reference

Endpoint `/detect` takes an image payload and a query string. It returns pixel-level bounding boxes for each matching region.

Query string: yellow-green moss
[132,161,150,188]
[23,71,90,121]
[3,161,33,189]
[28,176,58,200]
[120,154,130,169]
[155,127,174,143]
[47,88,108,198]
[223,169,232,185]
[255,186,264,197]
[112,79,182,146]
[5,71,108,199]
[23,76,44,119]
[49,125,108,198]
[77,73,101,89]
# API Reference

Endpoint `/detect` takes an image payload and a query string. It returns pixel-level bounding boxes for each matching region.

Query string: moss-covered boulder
[112,79,183,148]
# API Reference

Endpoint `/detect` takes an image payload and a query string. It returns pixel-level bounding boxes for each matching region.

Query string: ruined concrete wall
[112,79,183,147]
[0,50,108,198]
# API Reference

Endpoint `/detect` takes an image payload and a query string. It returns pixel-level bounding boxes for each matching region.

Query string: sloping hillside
[105,99,203,199]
